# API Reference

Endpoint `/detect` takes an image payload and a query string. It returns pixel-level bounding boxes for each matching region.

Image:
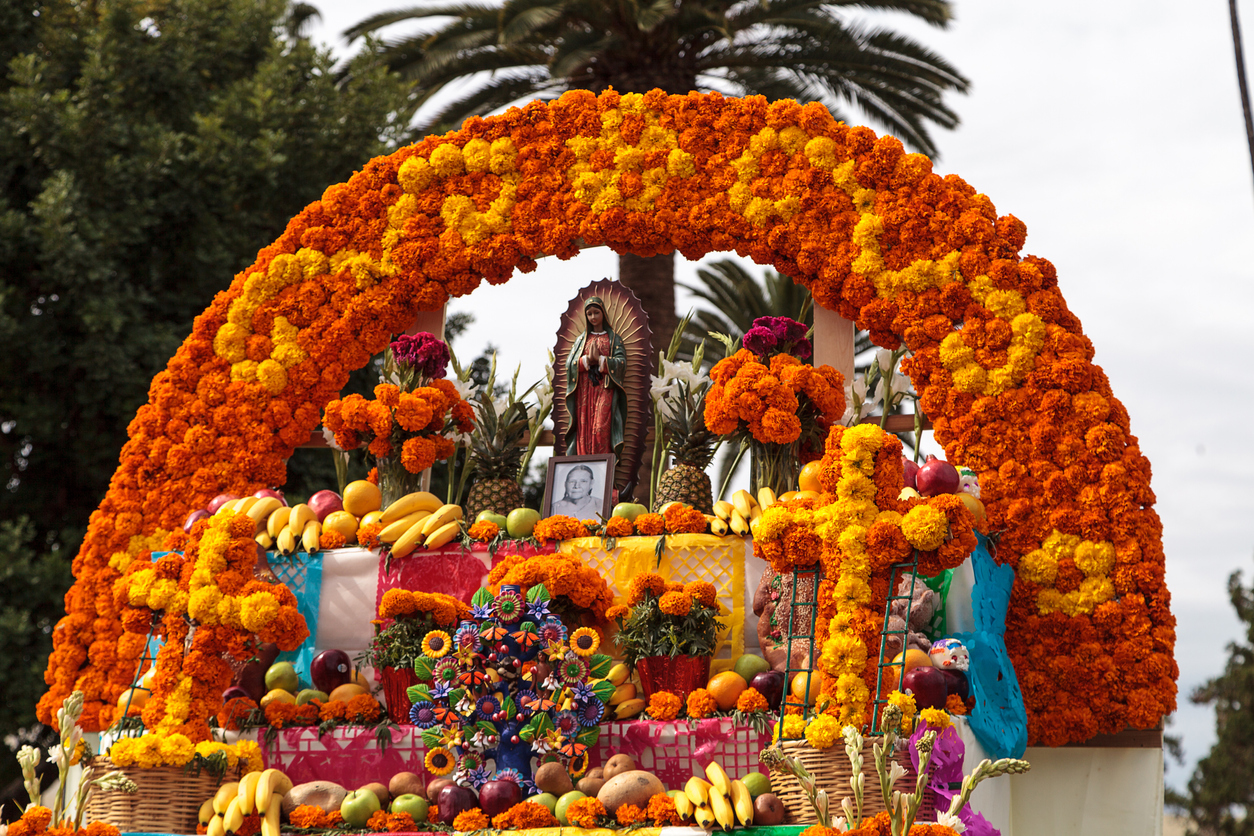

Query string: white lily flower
[830,816,849,832]
[321,427,343,452]
[450,376,476,401]
[936,812,966,833]
[887,761,908,791]
[842,375,869,424]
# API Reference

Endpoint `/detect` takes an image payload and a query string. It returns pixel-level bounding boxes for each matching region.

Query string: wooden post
[812,304,855,384]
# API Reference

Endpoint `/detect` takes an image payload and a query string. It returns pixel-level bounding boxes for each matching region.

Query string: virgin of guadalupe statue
[564,297,627,457]
[552,280,652,499]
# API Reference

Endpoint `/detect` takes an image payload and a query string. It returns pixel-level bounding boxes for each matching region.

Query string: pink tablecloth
[375,541,555,610]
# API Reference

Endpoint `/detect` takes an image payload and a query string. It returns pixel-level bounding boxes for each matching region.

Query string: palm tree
[345,0,970,348]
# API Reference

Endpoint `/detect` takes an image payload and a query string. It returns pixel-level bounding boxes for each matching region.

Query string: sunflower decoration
[425,746,455,776]
[570,627,601,656]
[422,630,452,659]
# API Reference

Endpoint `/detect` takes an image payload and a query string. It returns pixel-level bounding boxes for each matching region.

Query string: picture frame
[542,454,617,520]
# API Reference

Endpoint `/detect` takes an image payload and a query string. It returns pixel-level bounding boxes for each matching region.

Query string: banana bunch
[682,763,753,830]
[200,768,292,836]
[602,664,644,718]
[376,493,463,557]
[263,503,323,556]
[712,489,775,537]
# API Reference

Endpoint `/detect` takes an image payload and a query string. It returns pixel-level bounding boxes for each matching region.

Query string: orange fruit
[342,480,383,517]
[117,688,149,715]
[330,683,369,703]
[958,492,986,526]
[707,671,749,710]
[789,672,822,706]
[884,649,932,691]
[324,510,360,541]
[798,461,823,493]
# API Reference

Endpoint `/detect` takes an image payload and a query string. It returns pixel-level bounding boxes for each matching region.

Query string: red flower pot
[380,666,420,724]
[635,655,711,701]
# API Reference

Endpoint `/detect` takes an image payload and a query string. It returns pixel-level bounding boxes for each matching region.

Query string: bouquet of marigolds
[359,589,471,671]
[703,316,844,494]
[609,574,723,666]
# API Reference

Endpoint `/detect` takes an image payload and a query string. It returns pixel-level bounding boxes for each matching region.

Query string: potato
[534,761,574,795]
[586,767,604,780]
[596,770,664,813]
[426,777,454,803]
[754,793,786,825]
[281,781,347,816]
[576,776,605,797]
[360,782,391,806]
[601,753,637,781]
[389,772,425,800]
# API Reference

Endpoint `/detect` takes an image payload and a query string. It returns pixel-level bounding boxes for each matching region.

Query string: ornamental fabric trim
[42,88,1174,745]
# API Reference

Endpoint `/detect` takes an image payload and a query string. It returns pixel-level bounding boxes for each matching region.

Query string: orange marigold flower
[492,801,558,830]
[647,691,683,721]
[946,693,969,715]
[566,797,607,829]
[684,581,717,608]
[289,806,332,828]
[686,688,719,719]
[357,521,385,549]
[634,513,666,536]
[452,808,489,832]
[468,520,499,542]
[645,793,684,826]
[736,687,769,713]
[605,516,634,537]
[658,591,692,617]
[627,572,667,605]
[615,803,646,826]
[318,530,347,550]
[663,503,708,534]
[366,810,390,831]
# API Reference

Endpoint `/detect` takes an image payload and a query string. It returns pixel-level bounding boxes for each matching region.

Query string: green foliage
[0,0,412,788]
[1174,560,1254,836]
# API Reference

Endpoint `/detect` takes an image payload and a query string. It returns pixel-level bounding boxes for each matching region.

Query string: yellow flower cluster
[939,311,1047,396]
[919,707,952,731]
[109,734,262,772]
[803,714,843,749]
[773,714,807,741]
[887,690,918,734]
[1019,529,1117,616]
[900,504,948,551]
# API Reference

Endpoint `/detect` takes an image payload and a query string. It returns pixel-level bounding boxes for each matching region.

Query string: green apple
[506,507,541,538]
[554,790,586,825]
[390,794,429,822]
[732,653,770,683]
[340,789,381,827]
[476,511,509,528]
[611,502,648,521]
[525,793,557,813]
[264,661,299,694]
[295,688,329,705]
[666,790,684,801]
[741,771,772,798]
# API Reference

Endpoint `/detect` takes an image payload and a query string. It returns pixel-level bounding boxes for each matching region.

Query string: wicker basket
[83,756,221,834]
[766,738,935,824]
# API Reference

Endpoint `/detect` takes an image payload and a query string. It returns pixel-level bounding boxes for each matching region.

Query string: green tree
[0,0,412,789]
[345,0,970,348]
[1173,560,1254,835]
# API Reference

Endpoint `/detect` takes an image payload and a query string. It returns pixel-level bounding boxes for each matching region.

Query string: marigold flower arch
[43,89,1175,745]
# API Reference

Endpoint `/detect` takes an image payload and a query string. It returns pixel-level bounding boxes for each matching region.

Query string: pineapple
[465,392,529,520]
[655,390,717,514]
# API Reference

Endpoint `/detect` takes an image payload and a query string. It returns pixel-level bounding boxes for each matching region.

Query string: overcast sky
[308,0,1254,789]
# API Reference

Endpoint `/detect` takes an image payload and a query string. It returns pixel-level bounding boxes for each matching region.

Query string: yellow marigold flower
[239,591,280,632]
[919,707,952,731]
[804,714,842,749]
[901,504,948,551]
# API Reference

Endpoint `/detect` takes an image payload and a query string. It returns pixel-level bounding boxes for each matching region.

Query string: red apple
[184,509,210,532]
[901,665,948,710]
[311,649,353,693]
[915,456,960,497]
[478,780,522,819]
[253,488,288,504]
[749,670,786,711]
[222,685,251,702]
[940,669,970,701]
[437,785,478,826]
[307,490,344,522]
[901,456,920,490]
[207,493,240,513]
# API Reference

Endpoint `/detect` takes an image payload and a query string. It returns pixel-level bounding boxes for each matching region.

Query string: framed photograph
[543,454,616,520]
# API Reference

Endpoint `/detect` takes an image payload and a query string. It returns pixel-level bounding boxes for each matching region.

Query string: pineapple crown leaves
[469,353,530,478]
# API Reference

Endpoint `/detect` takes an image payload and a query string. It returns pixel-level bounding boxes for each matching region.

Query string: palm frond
[343,3,500,42]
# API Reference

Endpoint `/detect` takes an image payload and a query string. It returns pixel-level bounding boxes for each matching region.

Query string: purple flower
[391,332,450,379]
[792,337,813,360]
[743,325,778,357]
[774,316,809,342]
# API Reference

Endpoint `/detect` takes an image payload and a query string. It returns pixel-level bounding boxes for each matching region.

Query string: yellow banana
[255,531,273,550]
[607,663,630,686]
[729,779,754,826]
[729,509,751,536]
[379,491,443,524]
[213,783,240,815]
[749,504,763,522]
[266,506,292,539]
[709,789,735,830]
[199,799,217,825]
[713,501,734,521]
[609,682,636,705]
[301,520,321,554]
[732,489,756,518]
[685,776,712,807]
[247,497,283,526]
[275,527,296,557]
[378,510,431,544]
[287,504,316,536]
[705,762,731,796]
[693,804,716,829]
[757,487,777,510]
[390,519,429,559]
[419,504,464,537]
[222,797,244,833]
[214,498,238,516]
[238,770,261,816]
[261,796,281,836]
[673,792,694,821]
[207,816,226,836]
[614,698,645,719]
[423,521,462,549]
[234,497,260,518]
[710,518,729,536]
[256,768,293,807]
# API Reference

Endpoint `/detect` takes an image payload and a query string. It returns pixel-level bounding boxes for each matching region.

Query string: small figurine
[929,637,971,671]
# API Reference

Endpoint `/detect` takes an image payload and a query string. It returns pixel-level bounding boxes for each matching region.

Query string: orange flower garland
[487,553,614,619]
[43,89,1171,745]
[531,515,590,542]
[322,382,471,473]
